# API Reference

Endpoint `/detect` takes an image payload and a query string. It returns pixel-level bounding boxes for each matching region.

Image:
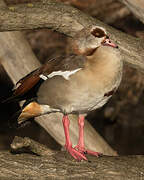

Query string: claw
[74,145,102,157]
[66,145,87,161]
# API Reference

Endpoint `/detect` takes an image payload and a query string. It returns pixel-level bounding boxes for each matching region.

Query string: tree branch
[0,150,144,179]
[0,1,144,71]
[0,1,5,8]
[119,0,144,24]
[10,136,52,156]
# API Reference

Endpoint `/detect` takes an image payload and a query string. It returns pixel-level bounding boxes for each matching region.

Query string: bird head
[72,25,118,56]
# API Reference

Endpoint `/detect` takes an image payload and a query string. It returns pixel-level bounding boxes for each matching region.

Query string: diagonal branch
[119,0,144,24]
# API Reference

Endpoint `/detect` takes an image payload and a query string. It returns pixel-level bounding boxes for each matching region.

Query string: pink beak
[102,38,118,48]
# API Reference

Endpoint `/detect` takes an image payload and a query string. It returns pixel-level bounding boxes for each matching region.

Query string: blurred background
[0,0,144,155]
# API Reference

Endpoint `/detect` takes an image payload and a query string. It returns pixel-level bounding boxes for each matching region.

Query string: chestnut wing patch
[14,74,41,96]
[13,63,53,97]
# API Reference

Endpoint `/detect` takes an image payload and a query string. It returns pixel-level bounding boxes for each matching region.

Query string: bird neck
[84,46,123,84]
[86,46,121,68]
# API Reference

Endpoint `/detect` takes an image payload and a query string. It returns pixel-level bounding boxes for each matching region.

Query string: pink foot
[65,145,87,161]
[74,145,102,157]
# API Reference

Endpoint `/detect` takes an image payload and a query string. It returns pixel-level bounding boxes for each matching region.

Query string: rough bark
[0,1,116,156]
[10,136,52,156]
[59,0,130,24]
[0,0,144,71]
[4,136,143,179]
[119,0,144,24]
[0,0,5,7]
[0,150,144,180]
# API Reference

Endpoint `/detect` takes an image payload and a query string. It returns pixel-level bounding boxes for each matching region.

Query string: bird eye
[91,28,106,38]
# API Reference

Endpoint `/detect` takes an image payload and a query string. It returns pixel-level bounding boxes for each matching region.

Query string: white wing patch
[39,74,48,80]
[39,68,81,80]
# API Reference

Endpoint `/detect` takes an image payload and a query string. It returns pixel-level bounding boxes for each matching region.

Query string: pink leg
[75,115,85,150]
[62,115,87,161]
[74,115,102,157]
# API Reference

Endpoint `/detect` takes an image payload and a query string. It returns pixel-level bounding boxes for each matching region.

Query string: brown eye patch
[91,28,106,38]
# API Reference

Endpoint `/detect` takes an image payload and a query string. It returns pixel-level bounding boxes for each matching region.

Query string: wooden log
[0,150,143,179]
[0,2,116,156]
[6,136,144,179]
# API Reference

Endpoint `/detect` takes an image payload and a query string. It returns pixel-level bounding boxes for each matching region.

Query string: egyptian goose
[8,26,123,161]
